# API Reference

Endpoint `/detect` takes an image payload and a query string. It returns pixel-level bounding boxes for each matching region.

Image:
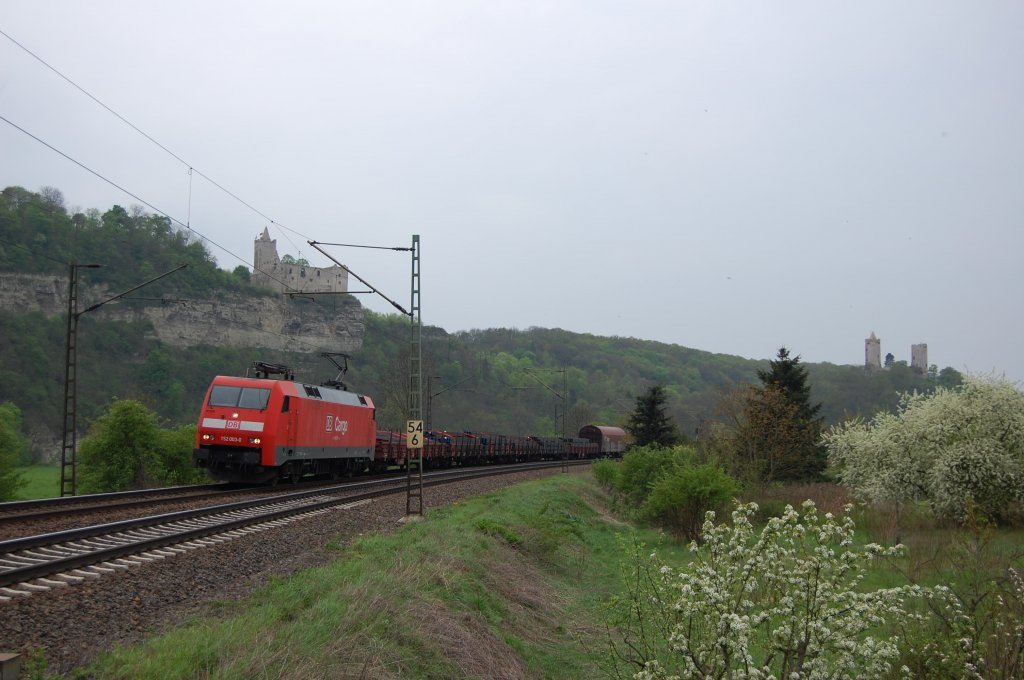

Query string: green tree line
[1,185,961,467]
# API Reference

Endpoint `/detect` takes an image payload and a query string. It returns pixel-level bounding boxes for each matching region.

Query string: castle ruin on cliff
[251,228,349,295]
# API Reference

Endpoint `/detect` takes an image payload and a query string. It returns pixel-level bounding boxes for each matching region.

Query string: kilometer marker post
[406,420,424,449]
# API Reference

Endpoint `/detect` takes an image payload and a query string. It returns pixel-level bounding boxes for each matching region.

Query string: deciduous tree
[79,399,162,492]
[938,366,964,389]
[0,401,27,500]
[753,347,826,480]
[712,384,809,483]
[641,460,738,541]
[824,376,1024,523]
[156,424,206,485]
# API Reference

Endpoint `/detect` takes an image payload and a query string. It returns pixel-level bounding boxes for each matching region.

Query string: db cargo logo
[226,420,240,429]
[325,416,349,434]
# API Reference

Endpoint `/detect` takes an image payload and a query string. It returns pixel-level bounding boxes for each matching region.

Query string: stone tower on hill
[251,228,349,295]
[911,343,928,374]
[865,331,881,370]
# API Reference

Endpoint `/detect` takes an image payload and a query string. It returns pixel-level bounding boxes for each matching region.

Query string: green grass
[13,465,61,500]
[77,472,682,680]
[63,474,1024,679]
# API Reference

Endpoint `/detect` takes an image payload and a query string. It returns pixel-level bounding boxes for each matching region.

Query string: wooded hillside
[0,185,958,458]
[353,312,959,435]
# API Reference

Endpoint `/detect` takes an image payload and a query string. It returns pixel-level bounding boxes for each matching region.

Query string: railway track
[0,469,459,536]
[0,482,238,524]
[0,461,585,601]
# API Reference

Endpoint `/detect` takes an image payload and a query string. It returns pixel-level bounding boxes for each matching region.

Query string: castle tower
[251,227,280,290]
[865,331,881,370]
[911,343,928,374]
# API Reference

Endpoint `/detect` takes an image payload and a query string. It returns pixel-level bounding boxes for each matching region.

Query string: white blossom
[639,501,919,679]
[823,376,1024,522]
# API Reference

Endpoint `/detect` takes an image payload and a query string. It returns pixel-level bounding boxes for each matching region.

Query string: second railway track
[0,483,243,529]
[0,461,585,601]
[0,469,467,540]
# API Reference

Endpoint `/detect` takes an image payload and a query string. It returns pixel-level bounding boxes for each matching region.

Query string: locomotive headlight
[250,437,262,445]
[202,433,214,441]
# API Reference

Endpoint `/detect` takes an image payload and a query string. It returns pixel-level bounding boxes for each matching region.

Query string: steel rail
[0,482,232,513]
[0,461,587,591]
[0,486,249,525]
[0,457,585,521]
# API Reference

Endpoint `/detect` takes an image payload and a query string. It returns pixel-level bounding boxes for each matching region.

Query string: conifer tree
[754,347,826,480]
[757,347,822,422]
[626,385,681,448]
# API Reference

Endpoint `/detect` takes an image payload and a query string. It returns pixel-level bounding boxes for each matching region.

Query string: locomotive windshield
[209,385,271,410]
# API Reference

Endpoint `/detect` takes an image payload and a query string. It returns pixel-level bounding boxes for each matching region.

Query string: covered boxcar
[578,424,626,457]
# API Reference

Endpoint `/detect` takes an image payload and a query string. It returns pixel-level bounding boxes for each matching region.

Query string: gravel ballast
[0,467,574,676]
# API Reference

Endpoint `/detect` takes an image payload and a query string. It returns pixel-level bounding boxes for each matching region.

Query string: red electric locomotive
[193,361,376,484]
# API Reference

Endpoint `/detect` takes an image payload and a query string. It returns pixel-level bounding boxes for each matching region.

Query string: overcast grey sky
[2,1,1022,382]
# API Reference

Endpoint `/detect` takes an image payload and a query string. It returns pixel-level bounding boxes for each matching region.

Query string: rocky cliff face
[0,273,364,353]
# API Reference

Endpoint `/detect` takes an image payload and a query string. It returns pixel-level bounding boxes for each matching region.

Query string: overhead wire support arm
[426,373,476,432]
[307,241,410,315]
[80,263,188,315]
[310,242,412,252]
[287,290,376,297]
[60,262,187,496]
[306,236,424,514]
[523,367,565,400]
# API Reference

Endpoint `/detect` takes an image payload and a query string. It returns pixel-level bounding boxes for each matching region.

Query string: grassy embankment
[48,471,1024,678]
[78,471,688,679]
[12,465,60,500]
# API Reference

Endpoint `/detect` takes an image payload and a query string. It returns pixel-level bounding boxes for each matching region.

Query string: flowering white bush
[905,566,1024,679]
[623,501,921,679]
[823,376,1024,522]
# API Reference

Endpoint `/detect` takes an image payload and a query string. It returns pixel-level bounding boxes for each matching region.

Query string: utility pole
[406,235,423,515]
[560,368,568,472]
[426,376,440,432]
[524,367,569,472]
[307,236,422,515]
[59,263,187,496]
[425,373,475,432]
[59,263,99,497]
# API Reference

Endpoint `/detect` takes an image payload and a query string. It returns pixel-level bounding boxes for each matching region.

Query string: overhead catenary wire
[0,113,293,293]
[0,26,312,245]
[314,242,413,252]
[309,241,410,316]
[2,113,397,318]
[1,27,405,307]
[1,229,330,353]
[1,27,409,346]
[275,226,309,265]
[0,234,72,267]
[186,167,192,228]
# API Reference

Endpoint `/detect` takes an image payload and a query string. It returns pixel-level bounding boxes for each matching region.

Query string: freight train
[193,361,625,484]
